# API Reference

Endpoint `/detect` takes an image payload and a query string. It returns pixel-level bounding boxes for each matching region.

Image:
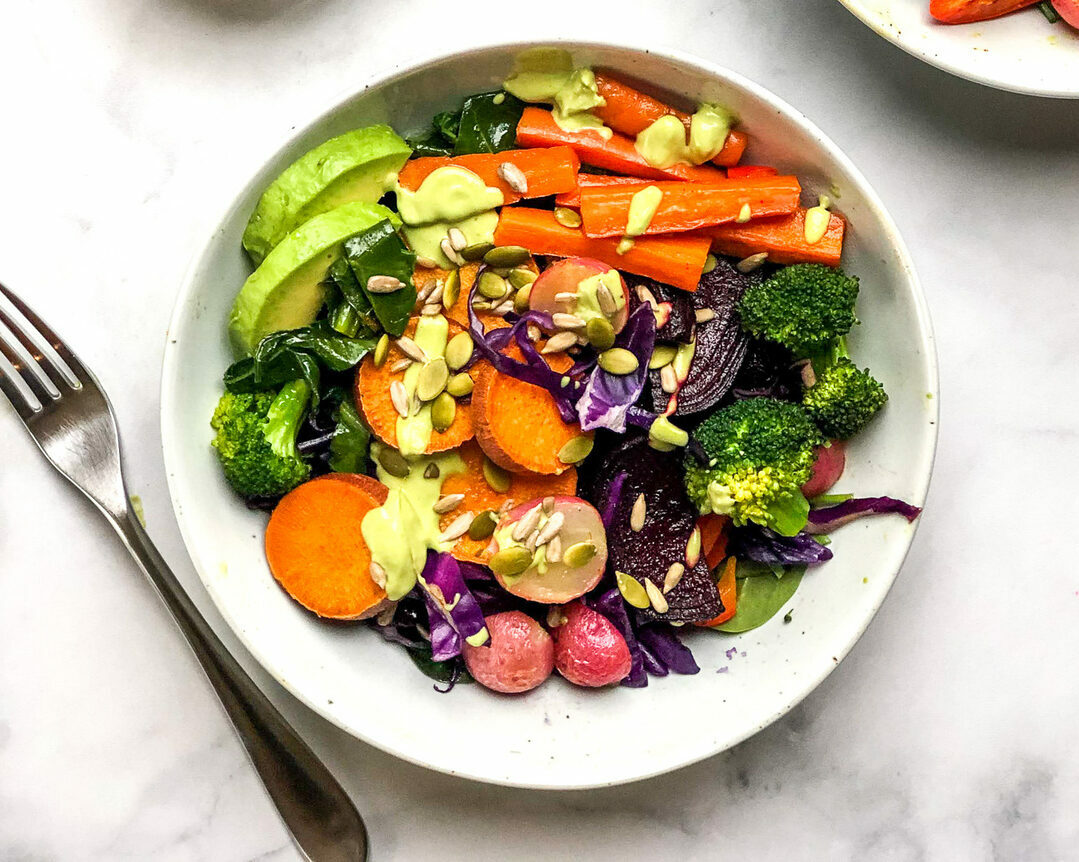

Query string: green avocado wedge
[229,201,398,355]
[242,125,411,265]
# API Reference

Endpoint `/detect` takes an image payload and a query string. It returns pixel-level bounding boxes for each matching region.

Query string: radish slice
[529,257,630,333]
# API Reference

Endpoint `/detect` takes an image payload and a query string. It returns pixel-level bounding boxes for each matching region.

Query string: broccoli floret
[211,380,312,498]
[685,397,823,533]
[804,357,887,439]
[738,264,859,357]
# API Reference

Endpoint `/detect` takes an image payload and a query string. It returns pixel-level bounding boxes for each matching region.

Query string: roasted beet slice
[579,436,721,623]
[729,338,803,402]
[623,273,696,344]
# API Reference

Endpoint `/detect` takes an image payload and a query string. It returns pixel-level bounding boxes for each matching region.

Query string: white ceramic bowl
[161,42,938,789]
[838,0,1079,98]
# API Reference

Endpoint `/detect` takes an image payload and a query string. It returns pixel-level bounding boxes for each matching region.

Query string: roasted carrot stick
[493,208,711,292]
[929,0,1038,22]
[697,556,738,627]
[699,514,730,570]
[706,209,846,267]
[396,146,580,204]
[515,108,724,183]
[578,176,801,238]
[726,165,778,179]
[554,174,646,208]
[592,73,749,167]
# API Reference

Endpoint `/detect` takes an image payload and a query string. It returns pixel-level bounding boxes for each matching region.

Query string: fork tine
[0,283,83,390]
[0,314,62,400]
[0,347,42,419]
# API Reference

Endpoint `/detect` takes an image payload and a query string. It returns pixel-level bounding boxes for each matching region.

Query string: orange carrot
[493,208,710,292]
[354,316,476,453]
[516,108,724,183]
[554,174,646,208]
[696,556,738,627]
[699,514,730,570]
[472,346,587,476]
[439,440,577,564]
[396,146,580,204]
[726,164,778,179]
[706,209,846,267]
[929,0,1038,23]
[265,475,391,620]
[592,73,749,167]
[579,176,801,238]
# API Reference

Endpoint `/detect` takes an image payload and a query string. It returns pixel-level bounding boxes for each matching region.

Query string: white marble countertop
[2,0,1078,859]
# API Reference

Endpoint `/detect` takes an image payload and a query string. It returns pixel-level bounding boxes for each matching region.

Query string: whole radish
[551,601,632,687]
[463,611,554,694]
[802,440,846,499]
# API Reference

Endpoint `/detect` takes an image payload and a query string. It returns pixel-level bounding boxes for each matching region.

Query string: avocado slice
[229,201,398,355]
[242,125,411,264]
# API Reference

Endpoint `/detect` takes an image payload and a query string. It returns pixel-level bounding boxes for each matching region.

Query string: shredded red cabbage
[730,526,834,566]
[418,551,488,662]
[576,305,656,432]
[636,624,700,676]
[806,496,922,534]
[600,471,628,529]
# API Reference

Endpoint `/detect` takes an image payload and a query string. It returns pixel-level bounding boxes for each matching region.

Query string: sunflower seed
[468,510,498,541]
[547,606,567,628]
[416,279,437,303]
[489,546,532,577]
[553,206,582,228]
[424,463,440,479]
[630,493,646,532]
[390,380,409,417]
[376,603,397,626]
[440,237,465,266]
[367,275,406,294]
[541,331,578,354]
[433,493,465,514]
[660,364,678,394]
[534,511,565,546]
[498,499,516,516]
[369,561,387,590]
[563,541,597,568]
[554,292,578,304]
[663,562,685,594]
[527,323,542,342]
[421,303,442,316]
[645,579,669,613]
[685,526,702,568]
[426,283,444,306]
[439,512,474,543]
[695,308,716,323]
[635,285,657,308]
[396,335,427,363]
[525,528,541,553]
[512,504,543,542]
[415,255,439,269]
[390,358,412,374]
[492,299,515,316]
[546,534,562,563]
[556,435,593,464]
[552,312,586,330]
[373,333,390,368]
[447,227,467,251]
[736,252,768,273]
[616,571,650,609]
[497,161,529,194]
[377,446,410,478]
[596,282,618,315]
[442,268,461,309]
[542,496,555,515]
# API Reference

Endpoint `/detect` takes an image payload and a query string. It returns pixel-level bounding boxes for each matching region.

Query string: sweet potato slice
[354,316,476,453]
[439,440,577,564]
[265,475,390,620]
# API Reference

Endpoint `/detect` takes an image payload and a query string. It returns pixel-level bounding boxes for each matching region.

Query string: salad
[211,48,921,694]
[930,0,1078,27]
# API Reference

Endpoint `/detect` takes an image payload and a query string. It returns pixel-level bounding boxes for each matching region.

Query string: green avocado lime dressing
[625,185,663,238]
[573,268,626,325]
[361,443,466,600]
[804,194,833,245]
[396,165,504,267]
[503,48,612,140]
[396,313,450,455]
[635,104,734,168]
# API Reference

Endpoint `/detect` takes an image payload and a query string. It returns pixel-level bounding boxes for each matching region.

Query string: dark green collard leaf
[343,219,417,337]
[326,257,379,334]
[454,92,526,155]
[406,648,473,690]
[406,109,462,157]
[434,110,461,146]
[328,397,371,473]
[713,565,805,633]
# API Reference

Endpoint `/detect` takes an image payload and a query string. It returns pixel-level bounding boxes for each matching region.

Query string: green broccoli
[803,354,887,439]
[211,380,312,498]
[685,397,823,534]
[738,263,859,357]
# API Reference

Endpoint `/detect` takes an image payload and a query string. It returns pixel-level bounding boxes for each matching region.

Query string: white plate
[161,42,939,789]
[839,0,1079,97]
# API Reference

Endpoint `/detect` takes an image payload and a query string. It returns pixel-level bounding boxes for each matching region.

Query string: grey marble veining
[2,0,1079,859]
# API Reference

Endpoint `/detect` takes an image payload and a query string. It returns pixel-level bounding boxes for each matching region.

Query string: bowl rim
[160,38,940,788]
[836,0,1079,99]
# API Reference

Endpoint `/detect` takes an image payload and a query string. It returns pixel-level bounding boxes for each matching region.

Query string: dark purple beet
[623,274,696,344]
[580,436,721,623]
[729,338,803,402]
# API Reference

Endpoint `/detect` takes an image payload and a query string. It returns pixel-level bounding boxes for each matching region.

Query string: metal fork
[0,283,367,862]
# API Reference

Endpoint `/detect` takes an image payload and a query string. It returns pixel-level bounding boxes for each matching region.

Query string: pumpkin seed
[541,331,578,354]
[482,457,511,493]
[442,268,461,309]
[736,252,768,274]
[389,380,410,417]
[439,512,473,543]
[649,344,677,369]
[598,348,639,375]
[702,253,718,274]
[445,332,474,371]
[507,267,537,289]
[513,282,533,314]
[478,270,509,300]
[649,415,689,447]
[685,527,702,568]
[417,358,449,401]
[433,493,465,514]
[373,333,390,368]
[557,435,593,464]
[563,541,597,568]
[489,546,533,577]
[484,245,530,268]
[585,317,616,351]
[461,241,494,262]
[616,570,650,609]
[423,463,440,479]
[644,578,669,613]
[630,493,646,532]
[431,392,456,432]
[512,505,543,542]
[378,446,410,478]
[468,510,498,541]
[663,562,685,594]
[553,207,582,228]
[446,372,474,398]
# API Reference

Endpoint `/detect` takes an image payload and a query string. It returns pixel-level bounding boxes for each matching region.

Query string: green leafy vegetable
[343,219,417,337]
[326,257,379,334]
[406,109,462,157]
[454,91,526,155]
[712,565,805,633]
[328,396,371,473]
[406,647,472,688]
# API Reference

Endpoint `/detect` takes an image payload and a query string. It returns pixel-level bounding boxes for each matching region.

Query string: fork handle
[109,510,367,862]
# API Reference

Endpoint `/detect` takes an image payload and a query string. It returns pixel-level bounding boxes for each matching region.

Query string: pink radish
[463,611,554,694]
[802,440,846,499]
[528,257,630,333]
[552,601,632,687]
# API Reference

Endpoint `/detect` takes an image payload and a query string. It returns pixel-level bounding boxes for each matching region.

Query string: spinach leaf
[406,647,472,691]
[343,219,417,337]
[713,565,805,634]
[328,396,371,473]
[406,109,461,157]
[454,91,526,155]
[325,258,379,334]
